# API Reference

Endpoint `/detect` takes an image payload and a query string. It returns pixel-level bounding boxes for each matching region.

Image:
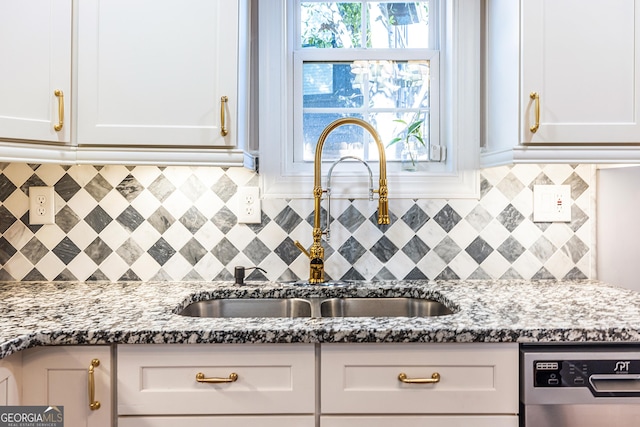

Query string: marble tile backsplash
[0,163,594,282]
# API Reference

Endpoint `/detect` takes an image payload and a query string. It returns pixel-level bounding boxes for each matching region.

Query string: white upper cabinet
[522,0,640,144]
[483,0,640,166]
[77,0,240,148]
[0,0,247,165]
[0,0,72,144]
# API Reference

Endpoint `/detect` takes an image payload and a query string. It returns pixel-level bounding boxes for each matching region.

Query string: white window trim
[258,0,480,199]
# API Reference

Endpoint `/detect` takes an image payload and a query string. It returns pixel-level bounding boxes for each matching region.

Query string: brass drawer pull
[398,372,441,384]
[88,359,101,410]
[220,95,229,136]
[196,372,238,384]
[54,89,64,131]
[529,91,540,133]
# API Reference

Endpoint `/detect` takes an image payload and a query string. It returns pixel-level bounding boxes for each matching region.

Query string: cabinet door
[321,415,519,427]
[0,0,71,143]
[0,352,21,406]
[119,415,315,427]
[77,0,239,147]
[522,0,640,144]
[22,346,112,427]
[118,344,315,415]
[321,343,518,415]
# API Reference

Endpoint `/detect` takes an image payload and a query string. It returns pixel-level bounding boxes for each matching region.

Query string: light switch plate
[533,185,571,222]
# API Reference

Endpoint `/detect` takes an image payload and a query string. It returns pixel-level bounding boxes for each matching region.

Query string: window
[295,2,437,167]
[258,0,479,199]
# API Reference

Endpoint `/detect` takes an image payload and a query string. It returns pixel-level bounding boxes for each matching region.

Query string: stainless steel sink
[178,298,313,318]
[320,297,453,317]
[178,296,454,318]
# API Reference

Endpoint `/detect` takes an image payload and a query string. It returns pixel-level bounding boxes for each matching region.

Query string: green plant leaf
[386,136,403,147]
[407,119,424,134]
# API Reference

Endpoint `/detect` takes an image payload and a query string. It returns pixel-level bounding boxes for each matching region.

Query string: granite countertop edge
[2,279,640,359]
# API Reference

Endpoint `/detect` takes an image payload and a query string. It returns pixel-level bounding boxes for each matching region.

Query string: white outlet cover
[533,185,571,222]
[29,186,55,225]
[237,187,261,224]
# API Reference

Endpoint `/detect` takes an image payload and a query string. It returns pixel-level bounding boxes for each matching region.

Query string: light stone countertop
[1,279,640,359]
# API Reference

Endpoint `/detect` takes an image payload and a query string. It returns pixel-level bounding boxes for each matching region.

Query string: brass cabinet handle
[398,372,441,384]
[220,95,229,136]
[196,372,238,384]
[88,359,101,410]
[54,89,64,131]
[529,92,540,133]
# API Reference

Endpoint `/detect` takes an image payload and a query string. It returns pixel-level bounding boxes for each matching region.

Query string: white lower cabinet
[117,343,315,424]
[321,343,519,426]
[321,416,517,427]
[117,342,518,425]
[118,416,315,427]
[21,346,112,427]
[0,352,21,406]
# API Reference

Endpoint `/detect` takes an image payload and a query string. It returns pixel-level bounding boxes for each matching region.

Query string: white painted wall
[597,166,640,291]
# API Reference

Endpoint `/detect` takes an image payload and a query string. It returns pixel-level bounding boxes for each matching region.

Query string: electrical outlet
[29,186,55,225]
[237,187,261,224]
[533,185,571,222]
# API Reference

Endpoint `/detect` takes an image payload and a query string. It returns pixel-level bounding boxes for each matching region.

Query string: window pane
[302,111,429,163]
[369,2,430,48]
[300,2,430,49]
[366,60,429,108]
[303,63,364,108]
[303,113,367,161]
[301,2,362,48]
[303,60,429,109]
[379,111,430,163]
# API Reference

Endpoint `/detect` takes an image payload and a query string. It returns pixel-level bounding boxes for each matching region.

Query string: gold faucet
[294,117,390,284]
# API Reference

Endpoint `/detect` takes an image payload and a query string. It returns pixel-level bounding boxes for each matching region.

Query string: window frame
[258,0,480,199]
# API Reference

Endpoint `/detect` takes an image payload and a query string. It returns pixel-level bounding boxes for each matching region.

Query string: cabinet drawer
[321,343,518,414]
[119,415,315,427]
[118,344,315,415]
[321,415,518,427]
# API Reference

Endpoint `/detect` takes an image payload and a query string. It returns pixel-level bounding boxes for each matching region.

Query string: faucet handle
[294,241,311,258]
[234,266,267,285]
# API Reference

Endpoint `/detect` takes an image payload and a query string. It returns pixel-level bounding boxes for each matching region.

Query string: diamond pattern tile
[117,174,144,202]
[465,237,493,264]
[0,164,595,281]
[85,206,113,234]
[497,204,525,233]
[432,205,462,233]
[370,236,399,263]
[55,174,81,202]
[433,236,462,264]
[180,207,207,234]
[401,204,430,232]
[338,236,367,265]
[116,206,145,232]
[85,238,113,265]
[274,206,304,234]
[52,237,81,265]
[147,238,176,266]
[337,204,367,233]
[402,236,429,263]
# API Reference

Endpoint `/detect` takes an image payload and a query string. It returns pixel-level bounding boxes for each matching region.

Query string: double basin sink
[178,297,454,319]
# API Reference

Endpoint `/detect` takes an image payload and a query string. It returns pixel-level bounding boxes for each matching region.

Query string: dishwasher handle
[589,375,640,394]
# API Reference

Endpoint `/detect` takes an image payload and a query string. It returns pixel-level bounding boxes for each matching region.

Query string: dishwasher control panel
[522,347,640,404]
[534,359,640,396]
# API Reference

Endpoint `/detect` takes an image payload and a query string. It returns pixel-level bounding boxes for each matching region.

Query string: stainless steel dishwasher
[521,344,640,427]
